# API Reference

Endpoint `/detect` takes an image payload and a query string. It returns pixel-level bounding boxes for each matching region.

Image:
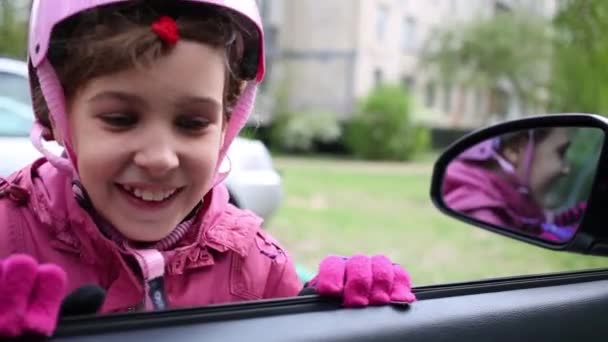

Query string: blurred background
[2,0,608,286]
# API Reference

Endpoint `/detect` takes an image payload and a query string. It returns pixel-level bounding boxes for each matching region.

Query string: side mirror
[431,114,608,256]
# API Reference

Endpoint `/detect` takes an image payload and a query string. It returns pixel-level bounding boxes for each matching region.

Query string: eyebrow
[87,91,146,106]
[87,91,222,112]
[173,95,222,112]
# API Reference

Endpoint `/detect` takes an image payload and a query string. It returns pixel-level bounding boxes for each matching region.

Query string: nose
[561,162,570,176]
[133,135,179,178]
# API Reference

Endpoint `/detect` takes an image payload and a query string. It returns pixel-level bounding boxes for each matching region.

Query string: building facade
[256,0,558,129]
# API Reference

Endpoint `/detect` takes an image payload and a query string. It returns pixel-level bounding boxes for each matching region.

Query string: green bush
[270,109,342,153]
[345,85,430,161]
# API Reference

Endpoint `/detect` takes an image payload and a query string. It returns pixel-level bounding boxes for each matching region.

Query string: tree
[421,11,553,121]
[550,0,608,114]
[0,0,29,59]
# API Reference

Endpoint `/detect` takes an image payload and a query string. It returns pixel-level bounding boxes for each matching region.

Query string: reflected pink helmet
[458,131,537,193]
[27,0,265,178]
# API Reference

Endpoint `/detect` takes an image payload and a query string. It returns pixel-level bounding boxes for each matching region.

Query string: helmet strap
[31,59,78,176]
[518,130,536,193]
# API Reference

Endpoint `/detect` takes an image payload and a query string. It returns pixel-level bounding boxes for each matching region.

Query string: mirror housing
[431,114,608,257]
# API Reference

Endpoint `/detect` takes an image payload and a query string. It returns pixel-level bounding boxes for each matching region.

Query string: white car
[0,57,282,221]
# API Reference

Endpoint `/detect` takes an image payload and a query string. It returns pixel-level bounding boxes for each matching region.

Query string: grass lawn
[266,156,608,287]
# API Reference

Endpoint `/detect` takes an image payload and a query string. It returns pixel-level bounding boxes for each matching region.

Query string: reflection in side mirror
[441,126,603,244]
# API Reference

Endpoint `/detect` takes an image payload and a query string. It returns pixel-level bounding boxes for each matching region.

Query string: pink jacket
[443,160,547,236]
[0,158,303,313]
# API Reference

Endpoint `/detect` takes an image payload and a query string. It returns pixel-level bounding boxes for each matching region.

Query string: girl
[0,0,415,338]
[443,128,579,241]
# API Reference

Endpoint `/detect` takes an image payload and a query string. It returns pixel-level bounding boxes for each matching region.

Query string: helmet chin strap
[211,81,257,188]
[212,156,232,188]
[493,153,516,174]
[492,130,535,195]
[219,82,257,161]
[30,60,79,177]
[30,121,74,175]
[517,130,536,195]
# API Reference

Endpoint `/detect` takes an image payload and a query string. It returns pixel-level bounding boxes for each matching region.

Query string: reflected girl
[443,128,579,242]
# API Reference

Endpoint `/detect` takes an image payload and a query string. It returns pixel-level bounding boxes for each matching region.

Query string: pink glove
[309,254,416,307]
[0,254,67,338]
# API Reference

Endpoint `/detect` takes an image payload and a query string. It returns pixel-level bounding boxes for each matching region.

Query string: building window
[474,88,483,116]
[374,69,384,88]
[442,83,452,113]
[425,82,436,108]
[257,0,269,17]
[260,25,279,93]
[401,75,415,93]
[491,88,510,119]
[376,5,389,41]
[401,17,416,51]
[494,0,511,15]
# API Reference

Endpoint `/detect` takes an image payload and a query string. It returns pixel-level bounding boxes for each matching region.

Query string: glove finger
[23,264,68,337]
[390,263,416,303]
[343,255,372,307]
[369,255,394,305]
[314,256,346,297]
[0,254,39,337]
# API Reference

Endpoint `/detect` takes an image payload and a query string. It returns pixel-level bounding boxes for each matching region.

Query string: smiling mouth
[116,183,182,203]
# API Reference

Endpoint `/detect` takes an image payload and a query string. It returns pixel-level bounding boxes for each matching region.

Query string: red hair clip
[151,16,179,46]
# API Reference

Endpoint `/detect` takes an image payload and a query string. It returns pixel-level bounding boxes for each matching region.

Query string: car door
[51,269,608,341]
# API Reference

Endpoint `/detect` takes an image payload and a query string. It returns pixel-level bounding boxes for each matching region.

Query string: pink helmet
[458,137,502,162]
[458,131,537,193]
[27,0,265,178]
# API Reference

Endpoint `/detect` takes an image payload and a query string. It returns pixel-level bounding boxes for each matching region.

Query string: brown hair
[470,128,554,172]
[497,128,553,155]
[31,0,259,133]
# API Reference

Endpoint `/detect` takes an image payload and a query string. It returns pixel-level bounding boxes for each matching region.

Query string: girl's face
[526,128,571,204]
[67,41,227,242]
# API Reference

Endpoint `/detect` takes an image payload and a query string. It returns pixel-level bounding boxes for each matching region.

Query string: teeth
[122,185,177,202]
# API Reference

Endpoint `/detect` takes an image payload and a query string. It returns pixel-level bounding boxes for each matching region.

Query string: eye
[100,113,137,128]
[175,115,212,132]
[557,145,569,158]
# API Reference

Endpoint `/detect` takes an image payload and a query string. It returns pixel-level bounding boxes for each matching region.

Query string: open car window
[0,1,607,332]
